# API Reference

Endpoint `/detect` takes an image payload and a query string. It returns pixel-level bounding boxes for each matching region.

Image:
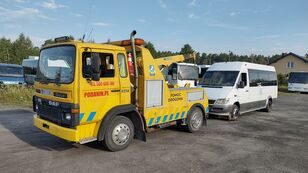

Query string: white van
[288,72,308,93]
[198,62,278,120]
[198,65,211,79]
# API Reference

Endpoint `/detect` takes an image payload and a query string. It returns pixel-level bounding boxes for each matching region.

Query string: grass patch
[278,85,288,93]
[0,85,34,107]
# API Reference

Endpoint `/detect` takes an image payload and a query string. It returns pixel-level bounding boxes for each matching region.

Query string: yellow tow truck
[33,31,209,151]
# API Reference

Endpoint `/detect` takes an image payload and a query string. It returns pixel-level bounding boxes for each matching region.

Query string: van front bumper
[33,114,78,142]
[209,104,232,116]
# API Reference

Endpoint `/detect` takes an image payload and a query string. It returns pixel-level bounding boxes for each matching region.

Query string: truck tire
[102,116,134,151]
[228,104,239,121]
[186,107,204,133]
[263,99,272,112]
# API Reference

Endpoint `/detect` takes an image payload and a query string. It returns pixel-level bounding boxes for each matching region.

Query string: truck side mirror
[91,54,101,81]
[238,81,245,88]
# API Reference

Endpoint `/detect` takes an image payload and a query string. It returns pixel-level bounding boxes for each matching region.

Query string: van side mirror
[238,81,245,88]
[91,54,101,81]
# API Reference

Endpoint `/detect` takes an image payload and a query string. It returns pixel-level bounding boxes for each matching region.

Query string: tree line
[1,33,307,65]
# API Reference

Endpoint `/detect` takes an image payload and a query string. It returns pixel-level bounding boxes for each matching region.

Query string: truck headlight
[64,113,72,120]
[215,98,229,105]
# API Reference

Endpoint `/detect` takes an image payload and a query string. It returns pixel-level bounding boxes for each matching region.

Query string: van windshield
[200,71,239,87]
[0,66,23,77]
[289,72,308,84]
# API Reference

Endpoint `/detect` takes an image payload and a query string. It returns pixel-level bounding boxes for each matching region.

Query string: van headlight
[215,98,229,105]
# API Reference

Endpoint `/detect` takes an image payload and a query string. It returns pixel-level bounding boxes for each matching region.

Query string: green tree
[180,44,194,54]
[180,44,194,63]
[12,33,36,64]
[144,41,157,58]
[0,37,13,63]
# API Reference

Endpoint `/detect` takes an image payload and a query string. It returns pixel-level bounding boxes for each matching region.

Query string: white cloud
[70,12,83,17]
[11,0,26,3]
[189,0,198,6]
[158,0,167,8]
[188,13,199,19]
[91,22,111,27]
[255,35,280,40]
[0,6,60,23]
[41,0,68,9]
[229,11,240,16]
[138,19,147,23]
[208,23,248,30]
[0,6,40,22]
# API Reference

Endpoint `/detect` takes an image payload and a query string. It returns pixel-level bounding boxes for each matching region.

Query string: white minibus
[199,62,278,120]
[288,72,308,93]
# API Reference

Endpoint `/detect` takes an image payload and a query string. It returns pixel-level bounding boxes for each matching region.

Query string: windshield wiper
[55,67,62,86]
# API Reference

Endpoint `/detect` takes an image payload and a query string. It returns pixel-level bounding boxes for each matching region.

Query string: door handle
[245,90,249,92]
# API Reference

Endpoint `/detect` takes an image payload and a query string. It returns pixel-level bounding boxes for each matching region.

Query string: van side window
[117,53,127,77]
[241,73,247,86]
[82,52,114,78]
[248,69,277,87]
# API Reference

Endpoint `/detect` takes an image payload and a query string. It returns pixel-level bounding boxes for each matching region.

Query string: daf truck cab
[199,62,277,120]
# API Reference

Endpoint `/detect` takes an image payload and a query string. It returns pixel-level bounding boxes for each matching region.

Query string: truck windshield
[37,46,75,84]
[289,72,308,84]
[0,66,23,77]
[179,65,199,80]
[200,71,239,87]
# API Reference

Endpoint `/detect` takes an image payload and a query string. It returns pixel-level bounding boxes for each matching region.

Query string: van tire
[186,107,204,133]
[229,104,240,121]
[263,99,272,112]
[102,116,134,152]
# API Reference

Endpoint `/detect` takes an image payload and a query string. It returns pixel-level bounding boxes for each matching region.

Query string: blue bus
[0,63,25,85]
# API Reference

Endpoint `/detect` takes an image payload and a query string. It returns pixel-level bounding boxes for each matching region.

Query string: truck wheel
[263,99,272,112]
[103,116,134,151]
[229,104,239,121]
[186,107,204,133]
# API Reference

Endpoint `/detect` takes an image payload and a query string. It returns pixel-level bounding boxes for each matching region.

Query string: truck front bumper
[33,114,78,142]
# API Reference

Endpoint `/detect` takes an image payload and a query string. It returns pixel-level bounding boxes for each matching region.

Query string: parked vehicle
[288,72,308,93]
[155,54,198,87]
[199,62,277,120]
[22,56,38,85]
[161,62,199,87]
[33,32,209,151]
[0,63,25,85]
[198,65,210,80]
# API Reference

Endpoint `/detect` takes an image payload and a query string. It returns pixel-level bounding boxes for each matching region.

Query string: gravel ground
[0,92,307,173]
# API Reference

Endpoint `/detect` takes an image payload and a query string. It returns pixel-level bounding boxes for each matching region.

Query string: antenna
[87,28,94,41]
[81,2,93,42]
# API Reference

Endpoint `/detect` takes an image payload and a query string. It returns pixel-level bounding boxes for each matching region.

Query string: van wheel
[186,107,204,133]
[229,104,240,121]
[264,99,272,112]
[102,116,134,152]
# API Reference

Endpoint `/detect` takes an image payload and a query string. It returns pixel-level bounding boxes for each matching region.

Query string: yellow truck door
[78,49,121,131]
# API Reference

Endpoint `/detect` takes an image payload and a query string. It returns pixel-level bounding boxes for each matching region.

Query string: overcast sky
[0,0,307,56]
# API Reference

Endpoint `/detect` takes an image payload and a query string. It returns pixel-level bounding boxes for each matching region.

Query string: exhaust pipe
[130,30,139,107]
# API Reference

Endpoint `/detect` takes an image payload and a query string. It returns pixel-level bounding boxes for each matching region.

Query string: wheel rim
[112,123,130,146]
[233,107,239,119]
[191,111,203,129]
[268,101,272,109]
